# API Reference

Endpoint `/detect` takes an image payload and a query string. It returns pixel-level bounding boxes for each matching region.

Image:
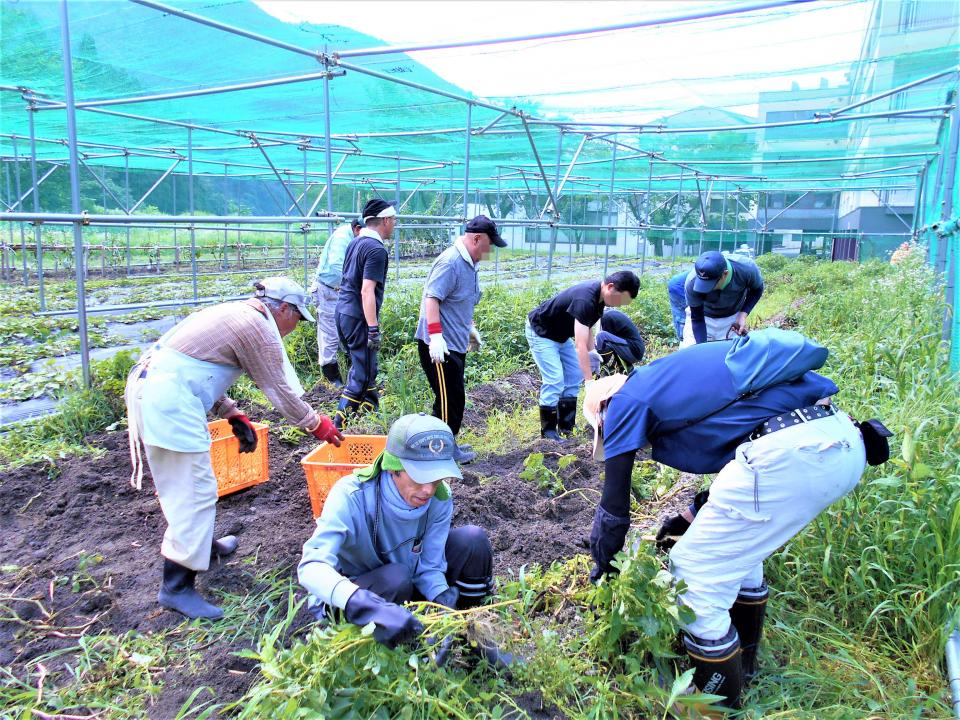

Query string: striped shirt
[162,299,319,430]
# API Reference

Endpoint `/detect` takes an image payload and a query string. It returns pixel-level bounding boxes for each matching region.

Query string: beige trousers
[129,375,217,571]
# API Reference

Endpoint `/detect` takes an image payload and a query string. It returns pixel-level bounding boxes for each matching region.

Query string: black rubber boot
[333,396,356,431]
[211,535,239,558]
[683,628,744,710]
[539,405,561,441]
[321,363,343,389]
[729,582,768,683]
[557,397,578,437]
[158,559,224,620]
[588,505,631,583]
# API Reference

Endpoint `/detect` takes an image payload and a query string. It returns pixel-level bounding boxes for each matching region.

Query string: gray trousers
[316,283,340,366]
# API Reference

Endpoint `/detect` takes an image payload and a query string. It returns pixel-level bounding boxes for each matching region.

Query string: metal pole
[546,130,563,280]
[28,105,46,310]
[462,103,473,228]
[395,155,401,282]
[323,53,335,215]
[11,136,27,285]
[642,156,652,273]
[719,181,728,252]
[59,0,90,387]
[188,127,198,301]
[673,167,685,260]
[495,168,501,284]
[604,138,617,277]
[222,165,229,270]
[937,85,960,359]
[124,153,131,276]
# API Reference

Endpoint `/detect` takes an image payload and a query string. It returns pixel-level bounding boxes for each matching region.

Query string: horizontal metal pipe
[336,0,814,58]
[35,70,338,110]
[527,105,954,134]
[824,66,959,118]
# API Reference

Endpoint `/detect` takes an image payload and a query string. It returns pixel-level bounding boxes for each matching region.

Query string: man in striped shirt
[125,277,342,621]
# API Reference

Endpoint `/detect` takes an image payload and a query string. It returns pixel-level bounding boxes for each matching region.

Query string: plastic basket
[301,434,387,518]
[208,419,270,498]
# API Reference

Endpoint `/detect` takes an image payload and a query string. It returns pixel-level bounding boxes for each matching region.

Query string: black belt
[749,404,838,441]
[321,282,340,292]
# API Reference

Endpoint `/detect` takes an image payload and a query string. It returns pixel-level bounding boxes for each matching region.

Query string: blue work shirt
[602,338,838,473]
[313,222,356,289]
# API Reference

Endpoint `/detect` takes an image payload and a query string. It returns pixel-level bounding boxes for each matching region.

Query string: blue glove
[344,588,423,649]
[433,587,459,609]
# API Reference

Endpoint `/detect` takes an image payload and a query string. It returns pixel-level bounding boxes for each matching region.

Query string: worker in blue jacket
[583,329,868,709]
[298,413,493,649]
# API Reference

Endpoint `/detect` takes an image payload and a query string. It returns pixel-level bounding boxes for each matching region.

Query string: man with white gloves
[414,216,506,464]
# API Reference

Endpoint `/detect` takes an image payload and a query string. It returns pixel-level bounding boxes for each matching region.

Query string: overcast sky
[254,0,873,122]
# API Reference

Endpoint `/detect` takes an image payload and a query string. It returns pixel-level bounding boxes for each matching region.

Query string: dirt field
[0,371,694,716]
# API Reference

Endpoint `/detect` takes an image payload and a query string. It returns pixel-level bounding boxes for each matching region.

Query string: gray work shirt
[415,240,481,354]
[684,254,764,318]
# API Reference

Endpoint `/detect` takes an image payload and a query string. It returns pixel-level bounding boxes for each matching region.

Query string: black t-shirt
[337,233,389,321]
[600,309,644,354]
[528,281,603,342]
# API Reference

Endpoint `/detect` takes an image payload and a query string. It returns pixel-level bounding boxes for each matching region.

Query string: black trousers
[417,340,467,436]
[349,525,493,609]
[337,312,379,414]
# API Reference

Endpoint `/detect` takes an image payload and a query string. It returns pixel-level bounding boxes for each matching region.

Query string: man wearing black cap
[683,250,764,347]
[414,216,507,464]
[309,218,362,388]
[334,199,397,429]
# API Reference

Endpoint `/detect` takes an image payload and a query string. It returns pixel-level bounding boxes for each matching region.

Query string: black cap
[350,217,362,229]
[361,199,397,223]
[465,215,506,247]
[693,250,727,293]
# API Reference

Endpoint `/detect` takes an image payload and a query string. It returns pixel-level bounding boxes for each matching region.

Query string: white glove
[428,333,449,363]
[588,350,603,376]
[467,326,483,352]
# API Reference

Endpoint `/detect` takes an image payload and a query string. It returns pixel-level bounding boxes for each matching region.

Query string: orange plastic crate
[208,419,270,498]
[301,434,387,518]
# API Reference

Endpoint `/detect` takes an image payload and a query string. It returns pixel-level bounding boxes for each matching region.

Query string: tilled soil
[0,370,695,718]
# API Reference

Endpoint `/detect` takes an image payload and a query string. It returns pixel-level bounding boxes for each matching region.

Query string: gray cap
[386,413,462,485]
[254,276,315,322]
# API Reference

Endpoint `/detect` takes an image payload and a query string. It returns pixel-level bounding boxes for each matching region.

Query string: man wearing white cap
[298,414,494,649]
[125,277,343,621]
[334,198,397,429]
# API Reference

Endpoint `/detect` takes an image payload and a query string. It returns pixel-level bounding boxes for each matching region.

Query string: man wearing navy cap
[298,414,494,648]
[582,329,869,709]
[415,216,507,464]
[334,199,397,429]
[683,250,764,347]
[594,309,645,375]
[309,217,362,388]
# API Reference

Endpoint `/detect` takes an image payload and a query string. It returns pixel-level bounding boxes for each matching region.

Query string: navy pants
[353,525,493,608]
[417,340,467,436]
[336,312,379,418]
[596,330,645,372]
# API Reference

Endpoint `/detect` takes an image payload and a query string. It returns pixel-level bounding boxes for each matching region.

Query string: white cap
[254,277,314,322]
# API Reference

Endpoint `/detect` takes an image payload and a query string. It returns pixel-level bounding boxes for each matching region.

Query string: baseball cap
[693,251,728,293]
[361,199,397,223]
[465,215,506,247]
[254,277,315,322]
[583,374,631,462]
[386,413,463,485]
[350,217,362,230]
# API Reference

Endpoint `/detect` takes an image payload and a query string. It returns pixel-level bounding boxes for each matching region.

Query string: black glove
[367,325,381,351]
[227,414,258,453]
[655,514,691,552]
[344,588,423,649]
[433,587,460,609]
